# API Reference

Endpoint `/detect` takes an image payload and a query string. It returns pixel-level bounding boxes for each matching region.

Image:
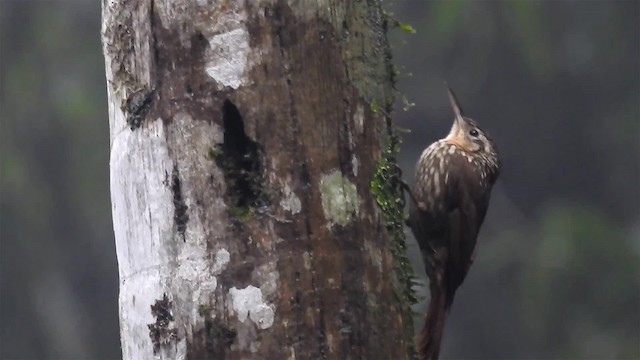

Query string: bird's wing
[446,198,479,294]
[445,155,488,293]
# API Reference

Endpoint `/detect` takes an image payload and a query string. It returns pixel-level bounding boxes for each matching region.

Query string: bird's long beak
[446,86,465,125]
[445,86,465,138]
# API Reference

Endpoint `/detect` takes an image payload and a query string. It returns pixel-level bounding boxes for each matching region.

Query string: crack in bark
[210,100,266,223]
[149,0,161,88]
[171,165,189,241]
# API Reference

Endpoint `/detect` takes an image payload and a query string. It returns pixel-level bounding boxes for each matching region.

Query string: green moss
[370,101,381,114]
[198,304,212,317]
[208,145,266,224]
[370,130,418,357]
[227,204,256,223]
[383,10,417,34]
[371,133,418,306]
[207,147,221,161]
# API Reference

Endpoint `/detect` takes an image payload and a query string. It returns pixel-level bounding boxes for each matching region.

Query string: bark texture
[102,1,414,359]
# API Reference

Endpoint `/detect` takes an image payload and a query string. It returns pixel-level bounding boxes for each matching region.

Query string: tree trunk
[102,1,415,359]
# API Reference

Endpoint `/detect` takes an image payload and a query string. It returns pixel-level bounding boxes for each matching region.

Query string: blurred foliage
[522,204,639,358]
[504,0,554,79]
[1,1,119,359]
[1,0,638,359]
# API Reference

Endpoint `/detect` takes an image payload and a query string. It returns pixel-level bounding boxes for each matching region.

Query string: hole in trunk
[210,100,266,219]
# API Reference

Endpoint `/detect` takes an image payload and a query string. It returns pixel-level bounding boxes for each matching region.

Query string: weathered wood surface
[102,1,413,359]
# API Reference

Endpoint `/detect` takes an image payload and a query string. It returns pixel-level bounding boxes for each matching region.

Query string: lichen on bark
[369,10,418,357]
[105,0,419,358]
[320,170,361,227]
[370,129,418,357]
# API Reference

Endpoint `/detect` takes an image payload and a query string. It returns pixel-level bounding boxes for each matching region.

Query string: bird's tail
[418,285,449,360]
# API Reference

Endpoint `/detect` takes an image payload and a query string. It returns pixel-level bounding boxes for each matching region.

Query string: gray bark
[102,1,414,359]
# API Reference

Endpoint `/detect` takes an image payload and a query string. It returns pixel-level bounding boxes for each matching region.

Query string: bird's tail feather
[418,286,448,360]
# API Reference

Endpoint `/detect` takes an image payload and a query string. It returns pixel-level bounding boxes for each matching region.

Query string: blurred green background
[1,1,638,359]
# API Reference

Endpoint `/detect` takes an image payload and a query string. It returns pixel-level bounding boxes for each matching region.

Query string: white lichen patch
[211,248,230,275]
[249,303,274,329]
[302,251,312,270]
[364,240,383,273]
[280,180,302,214]
[205,28,251,89]
[176,257,211,283]
[326,333,336,352]
[319,170,360,227]
[229,285,275,329]
[351,155,359,176]
[354,104,364,135]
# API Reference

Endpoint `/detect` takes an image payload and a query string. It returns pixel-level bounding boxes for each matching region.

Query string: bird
[407,86,501,360]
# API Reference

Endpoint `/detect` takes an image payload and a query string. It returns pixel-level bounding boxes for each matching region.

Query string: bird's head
[444,87,497,160]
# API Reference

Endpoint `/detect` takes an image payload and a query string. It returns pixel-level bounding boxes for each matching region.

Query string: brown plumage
[408,87,501,360]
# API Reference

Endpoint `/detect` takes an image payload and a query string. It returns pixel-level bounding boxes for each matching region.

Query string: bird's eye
[469,129,479,137]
